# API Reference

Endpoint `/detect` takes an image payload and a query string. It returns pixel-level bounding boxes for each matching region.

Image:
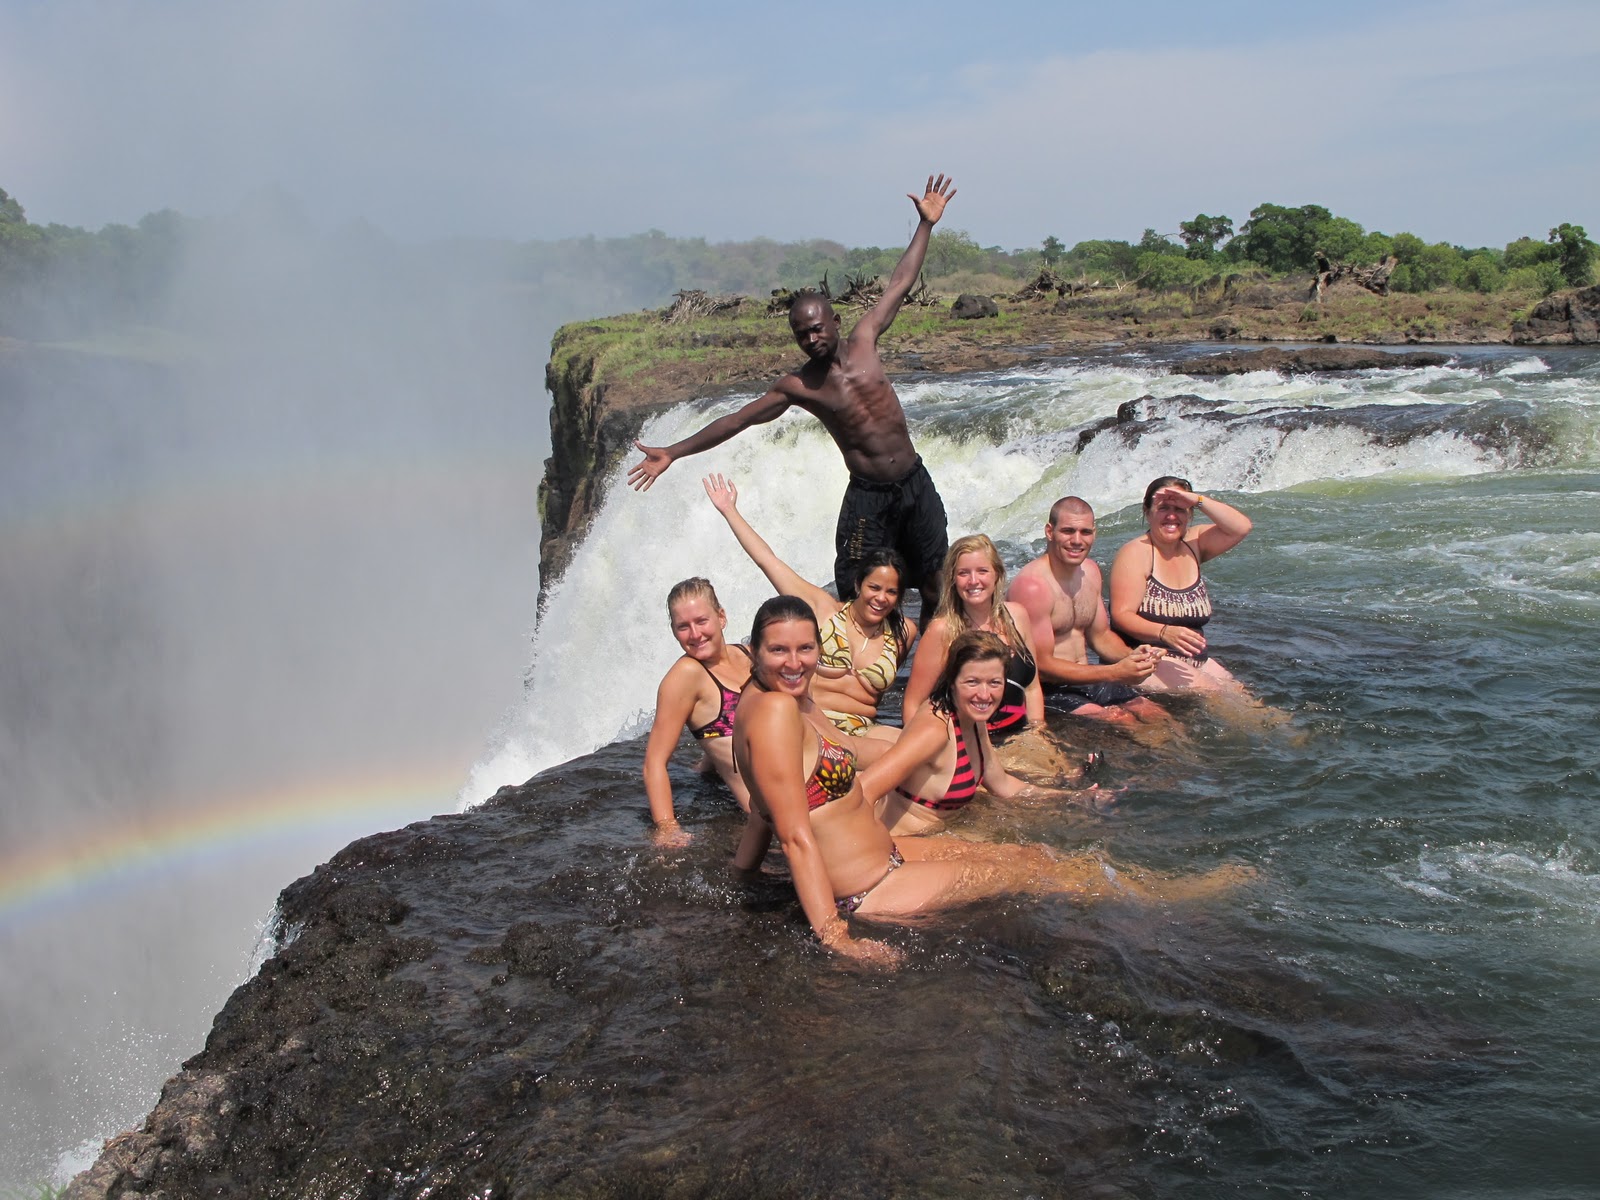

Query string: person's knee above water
[1006,495,1171,725]
[641,577,754,846]
[703,473,913,759]
[1108,476,1254,693]
[902,534,1043,742]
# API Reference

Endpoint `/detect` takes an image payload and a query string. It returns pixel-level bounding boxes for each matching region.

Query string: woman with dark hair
[902,534,1043,739]
[731,596,1252,965]
[861,631,1094,837]
[705,474,914,758]
[1109,476,1253,692]
[641,577,754,845]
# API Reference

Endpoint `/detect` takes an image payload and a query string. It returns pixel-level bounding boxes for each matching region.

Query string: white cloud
[1,0,1594,246]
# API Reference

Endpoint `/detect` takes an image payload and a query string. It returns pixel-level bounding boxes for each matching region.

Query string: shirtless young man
[1006,496,1170,726]
[628,175,956,614]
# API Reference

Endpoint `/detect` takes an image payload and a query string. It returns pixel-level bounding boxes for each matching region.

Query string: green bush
[1505,262,1565,296]
[1460,253,1505,293]
[1135,252,1218,292]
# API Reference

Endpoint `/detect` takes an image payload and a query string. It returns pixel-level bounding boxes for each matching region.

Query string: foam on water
[465,351,1593,795]
[1385,841,1600,920]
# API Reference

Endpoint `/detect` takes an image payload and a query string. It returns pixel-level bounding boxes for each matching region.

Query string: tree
[1315,216,1369,263]
[1137,228,1181,256]
[0,187,25,226]
[1233,203,1334,273]
[1389,234,1464,292]
[1503,236,1549,270]
[1177,213,1233,260]
[1460,252,1504,294]
[1548,223,1597,287]
[1137,252,1217,292]
[925,228,983,276]
[1059,239,1139,283]
[1041,235,1064,265]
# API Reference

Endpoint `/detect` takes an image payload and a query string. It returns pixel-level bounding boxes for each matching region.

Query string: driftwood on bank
[661,290,745,323]
[1311,255,1398,301]
[1012,267,1109,301]
[769,271,937,313]
[766,274,832,314]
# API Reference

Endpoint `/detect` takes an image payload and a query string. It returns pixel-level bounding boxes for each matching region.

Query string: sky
[3,0,1598,252]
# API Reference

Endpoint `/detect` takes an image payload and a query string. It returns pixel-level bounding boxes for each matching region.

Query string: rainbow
[0,765,469,927]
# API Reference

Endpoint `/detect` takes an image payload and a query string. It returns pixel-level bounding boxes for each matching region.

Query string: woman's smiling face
[754,617,820,697]
[952,655,1006,724]
[953,552,997,607]
[670,594,726,660]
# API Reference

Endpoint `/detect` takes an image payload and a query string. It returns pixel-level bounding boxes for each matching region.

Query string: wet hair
[846,547,910,649]
[1142,476,1193,511]
[786,290,835,320]
[930,630,1009,716]
[666,576,723,621]
[748,594,820,652]
[933,534,1032,665]
[1048,496,1094,527]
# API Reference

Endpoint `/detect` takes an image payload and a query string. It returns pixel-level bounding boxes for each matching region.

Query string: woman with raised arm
[704,473,914,761]
[641,577,753,846]
[861,632,1096,837]
[902,535,1043,740]
[1109,476,1253,693]
[732,596,1251,964]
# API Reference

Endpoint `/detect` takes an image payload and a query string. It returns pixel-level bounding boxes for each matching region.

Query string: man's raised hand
[908,173,957,226]
[628,441,673,491]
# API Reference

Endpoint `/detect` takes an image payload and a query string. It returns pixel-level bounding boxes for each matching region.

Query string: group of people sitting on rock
[641,473,1256,964]
[631,174,1257,961]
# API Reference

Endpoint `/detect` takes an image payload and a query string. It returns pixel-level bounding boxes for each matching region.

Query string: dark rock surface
[1513,284,1600,344]
[60,741,1292,1200]
[951,293,999,319]
[1183,346,1450,376]
[1072,390,1551,467]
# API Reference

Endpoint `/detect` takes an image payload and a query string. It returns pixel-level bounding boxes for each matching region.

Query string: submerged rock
[1074,390,1551,467]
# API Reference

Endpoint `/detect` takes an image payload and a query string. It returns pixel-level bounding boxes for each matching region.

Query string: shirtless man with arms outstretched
[629,175,956,614]
[1007,496,1170,726]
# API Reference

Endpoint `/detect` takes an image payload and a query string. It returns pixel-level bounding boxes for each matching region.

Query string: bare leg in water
[852,837,1253,919]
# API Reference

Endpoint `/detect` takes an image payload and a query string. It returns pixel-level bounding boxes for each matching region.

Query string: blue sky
[2,0,1595,250]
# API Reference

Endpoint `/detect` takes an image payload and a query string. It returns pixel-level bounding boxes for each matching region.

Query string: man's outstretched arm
[852,174,956,346]
[627,386,794,491]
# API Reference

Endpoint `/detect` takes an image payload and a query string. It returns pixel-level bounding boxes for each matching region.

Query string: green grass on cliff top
[549,280,1543,399]
[548,297,1023,395]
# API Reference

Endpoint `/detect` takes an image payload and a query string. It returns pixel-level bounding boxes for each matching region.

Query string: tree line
[1043,203,1596,297]
[1,184,1593,342]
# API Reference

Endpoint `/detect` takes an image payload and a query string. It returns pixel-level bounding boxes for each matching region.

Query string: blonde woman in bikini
[704,474,913,764]
[641,576,754,846]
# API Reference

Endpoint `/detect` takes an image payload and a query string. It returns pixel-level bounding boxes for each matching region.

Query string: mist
[0,195,687,1183]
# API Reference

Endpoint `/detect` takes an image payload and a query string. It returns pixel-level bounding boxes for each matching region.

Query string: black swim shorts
[1042,679,1143,713]
[833,457,948,598]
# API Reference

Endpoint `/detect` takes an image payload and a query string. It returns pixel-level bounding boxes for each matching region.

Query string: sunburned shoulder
[1008,565,1053,601]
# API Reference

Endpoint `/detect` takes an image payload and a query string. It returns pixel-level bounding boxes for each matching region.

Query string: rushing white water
[464,347,1588,799]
